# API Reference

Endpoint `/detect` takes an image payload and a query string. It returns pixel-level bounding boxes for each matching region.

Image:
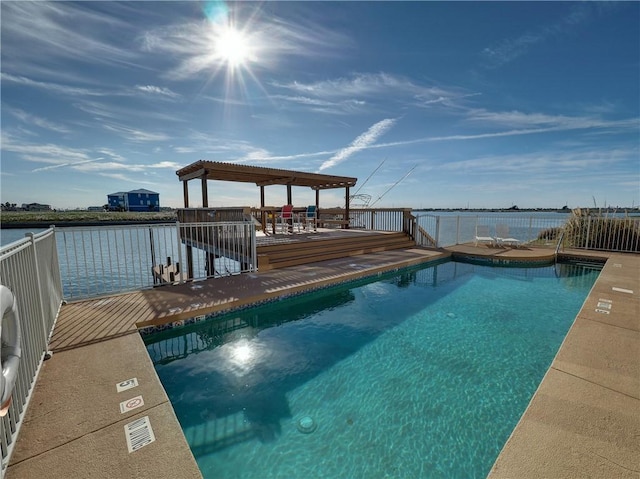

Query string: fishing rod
[369,164,417,207]
[352,158,386,197]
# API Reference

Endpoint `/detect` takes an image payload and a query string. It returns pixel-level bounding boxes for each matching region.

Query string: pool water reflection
[145,260,599,479]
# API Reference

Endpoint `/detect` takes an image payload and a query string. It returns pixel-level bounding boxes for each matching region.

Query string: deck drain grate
[124,416,155,453]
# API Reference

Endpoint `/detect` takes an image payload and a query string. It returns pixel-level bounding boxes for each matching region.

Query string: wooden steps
[257,232,415,270]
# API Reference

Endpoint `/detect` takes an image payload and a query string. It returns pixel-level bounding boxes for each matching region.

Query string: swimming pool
[144,260,600,478]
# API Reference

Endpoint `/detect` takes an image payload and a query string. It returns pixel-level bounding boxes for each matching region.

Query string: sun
[214,25,253,69]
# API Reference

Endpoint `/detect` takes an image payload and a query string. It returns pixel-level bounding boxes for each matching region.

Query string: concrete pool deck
[5,246,639,478]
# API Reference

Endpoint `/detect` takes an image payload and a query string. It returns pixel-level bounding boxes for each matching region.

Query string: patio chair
[300,205,318,231]
[496,224,521,247]
[276,204,299,233]
[474,225,495,247]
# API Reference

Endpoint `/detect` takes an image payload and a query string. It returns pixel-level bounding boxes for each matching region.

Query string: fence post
[435,216,440,248]
[175,221,185,284]
[26,233,52,358]
[250,222,257,272]
[585,216,592,249]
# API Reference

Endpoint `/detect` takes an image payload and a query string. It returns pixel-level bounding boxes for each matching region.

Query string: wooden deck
[48,240,604,352]
[49,246,448,352]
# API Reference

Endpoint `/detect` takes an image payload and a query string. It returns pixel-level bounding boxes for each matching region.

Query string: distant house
[107,189,160,212]
[22,203,51,211]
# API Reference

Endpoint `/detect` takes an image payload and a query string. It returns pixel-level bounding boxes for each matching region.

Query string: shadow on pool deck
[5,246,639,478]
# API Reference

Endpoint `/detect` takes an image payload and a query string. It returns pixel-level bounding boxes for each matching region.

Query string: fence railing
[1,229,63,474]
[562,215,640,252]
[56,221,256,301]
[177,207,252,223]
[414,213,640,253]
[415,214,568,248]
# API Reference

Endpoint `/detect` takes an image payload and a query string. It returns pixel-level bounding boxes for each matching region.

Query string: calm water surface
[145,260,599,479]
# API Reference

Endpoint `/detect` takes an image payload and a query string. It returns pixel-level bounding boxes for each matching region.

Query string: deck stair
[257,231,415,271]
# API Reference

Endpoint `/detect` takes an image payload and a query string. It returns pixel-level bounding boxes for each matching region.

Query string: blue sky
[1,1,638,210]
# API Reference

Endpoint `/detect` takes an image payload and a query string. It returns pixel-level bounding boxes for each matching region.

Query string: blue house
[107,189,160,212]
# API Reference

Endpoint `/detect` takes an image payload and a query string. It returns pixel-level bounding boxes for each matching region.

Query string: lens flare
[215,25,252,68]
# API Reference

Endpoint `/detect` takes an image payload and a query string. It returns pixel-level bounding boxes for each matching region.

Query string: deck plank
[50,247,449,351]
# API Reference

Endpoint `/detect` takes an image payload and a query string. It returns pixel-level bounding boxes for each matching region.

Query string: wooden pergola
[176,160,358,216]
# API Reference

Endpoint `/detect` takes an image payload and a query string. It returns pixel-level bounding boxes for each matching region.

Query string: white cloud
[271,73,478,114]
[480,3,609,69]
[1,2,139,76]
[135,85,180,99]
[1,73,107,97]
[7,107,71,134]
[319,118,397,171]
[32,158,104,173]
[102,124,170,142]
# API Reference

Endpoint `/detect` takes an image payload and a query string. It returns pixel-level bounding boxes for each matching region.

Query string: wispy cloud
[134,85,181,99]
[32,158,104,173]
[441,147,637,176]
[7,107,71,134]
[463,109,639,134]
[1,73,107,97]
[140,4,351,81]
[1,134,91,164]
[1,1,140,77]
[270,95,366,115]
[271,73,478,113]
[480,3,611,69]
[1,134,180,176]
[102,124,170,142]
[319,118,397,171]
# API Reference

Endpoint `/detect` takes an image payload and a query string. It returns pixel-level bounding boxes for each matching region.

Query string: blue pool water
[144,260,600,479]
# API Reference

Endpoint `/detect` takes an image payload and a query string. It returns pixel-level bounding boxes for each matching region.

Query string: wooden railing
[319,207,414,232]
[177,207,252,223]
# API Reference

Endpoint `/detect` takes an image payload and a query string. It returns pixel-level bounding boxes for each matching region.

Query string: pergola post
[344,186,350,229]
[201,174,208,208]
[260,186,266,232]
[182,180,189,207]
[286,184,292,205]
[182,179,194,279]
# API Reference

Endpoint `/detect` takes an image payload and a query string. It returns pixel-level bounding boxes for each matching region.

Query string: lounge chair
[474,225,495,247]
[300,205,318,231]
[496,224,521,247]
[276,204,299,233]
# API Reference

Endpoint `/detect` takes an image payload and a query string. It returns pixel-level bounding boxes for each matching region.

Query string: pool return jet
[0,285,22,417]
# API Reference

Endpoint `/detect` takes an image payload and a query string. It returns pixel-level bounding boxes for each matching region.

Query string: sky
[1,1,639,210]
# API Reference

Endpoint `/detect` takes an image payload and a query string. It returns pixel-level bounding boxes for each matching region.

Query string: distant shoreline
[0,211,177,229]
[2,207,637,229]
[0,220,175,229]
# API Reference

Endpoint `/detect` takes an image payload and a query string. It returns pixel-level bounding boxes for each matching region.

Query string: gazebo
[176,160,358,226]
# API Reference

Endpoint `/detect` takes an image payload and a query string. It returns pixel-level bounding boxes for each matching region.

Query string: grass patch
[1,210,177,224]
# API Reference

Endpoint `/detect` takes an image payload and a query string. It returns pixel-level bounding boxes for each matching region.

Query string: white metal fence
[414,213,640,252]
[1,229,63,474]
[415,214,567,248]
[56,221,257,301]
[564,216,640,252]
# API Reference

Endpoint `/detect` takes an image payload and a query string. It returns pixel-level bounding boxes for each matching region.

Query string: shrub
[564,209,640,252]
[537,227,562,241]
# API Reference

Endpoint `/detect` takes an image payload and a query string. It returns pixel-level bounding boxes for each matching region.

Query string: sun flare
[215,25,252,68]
